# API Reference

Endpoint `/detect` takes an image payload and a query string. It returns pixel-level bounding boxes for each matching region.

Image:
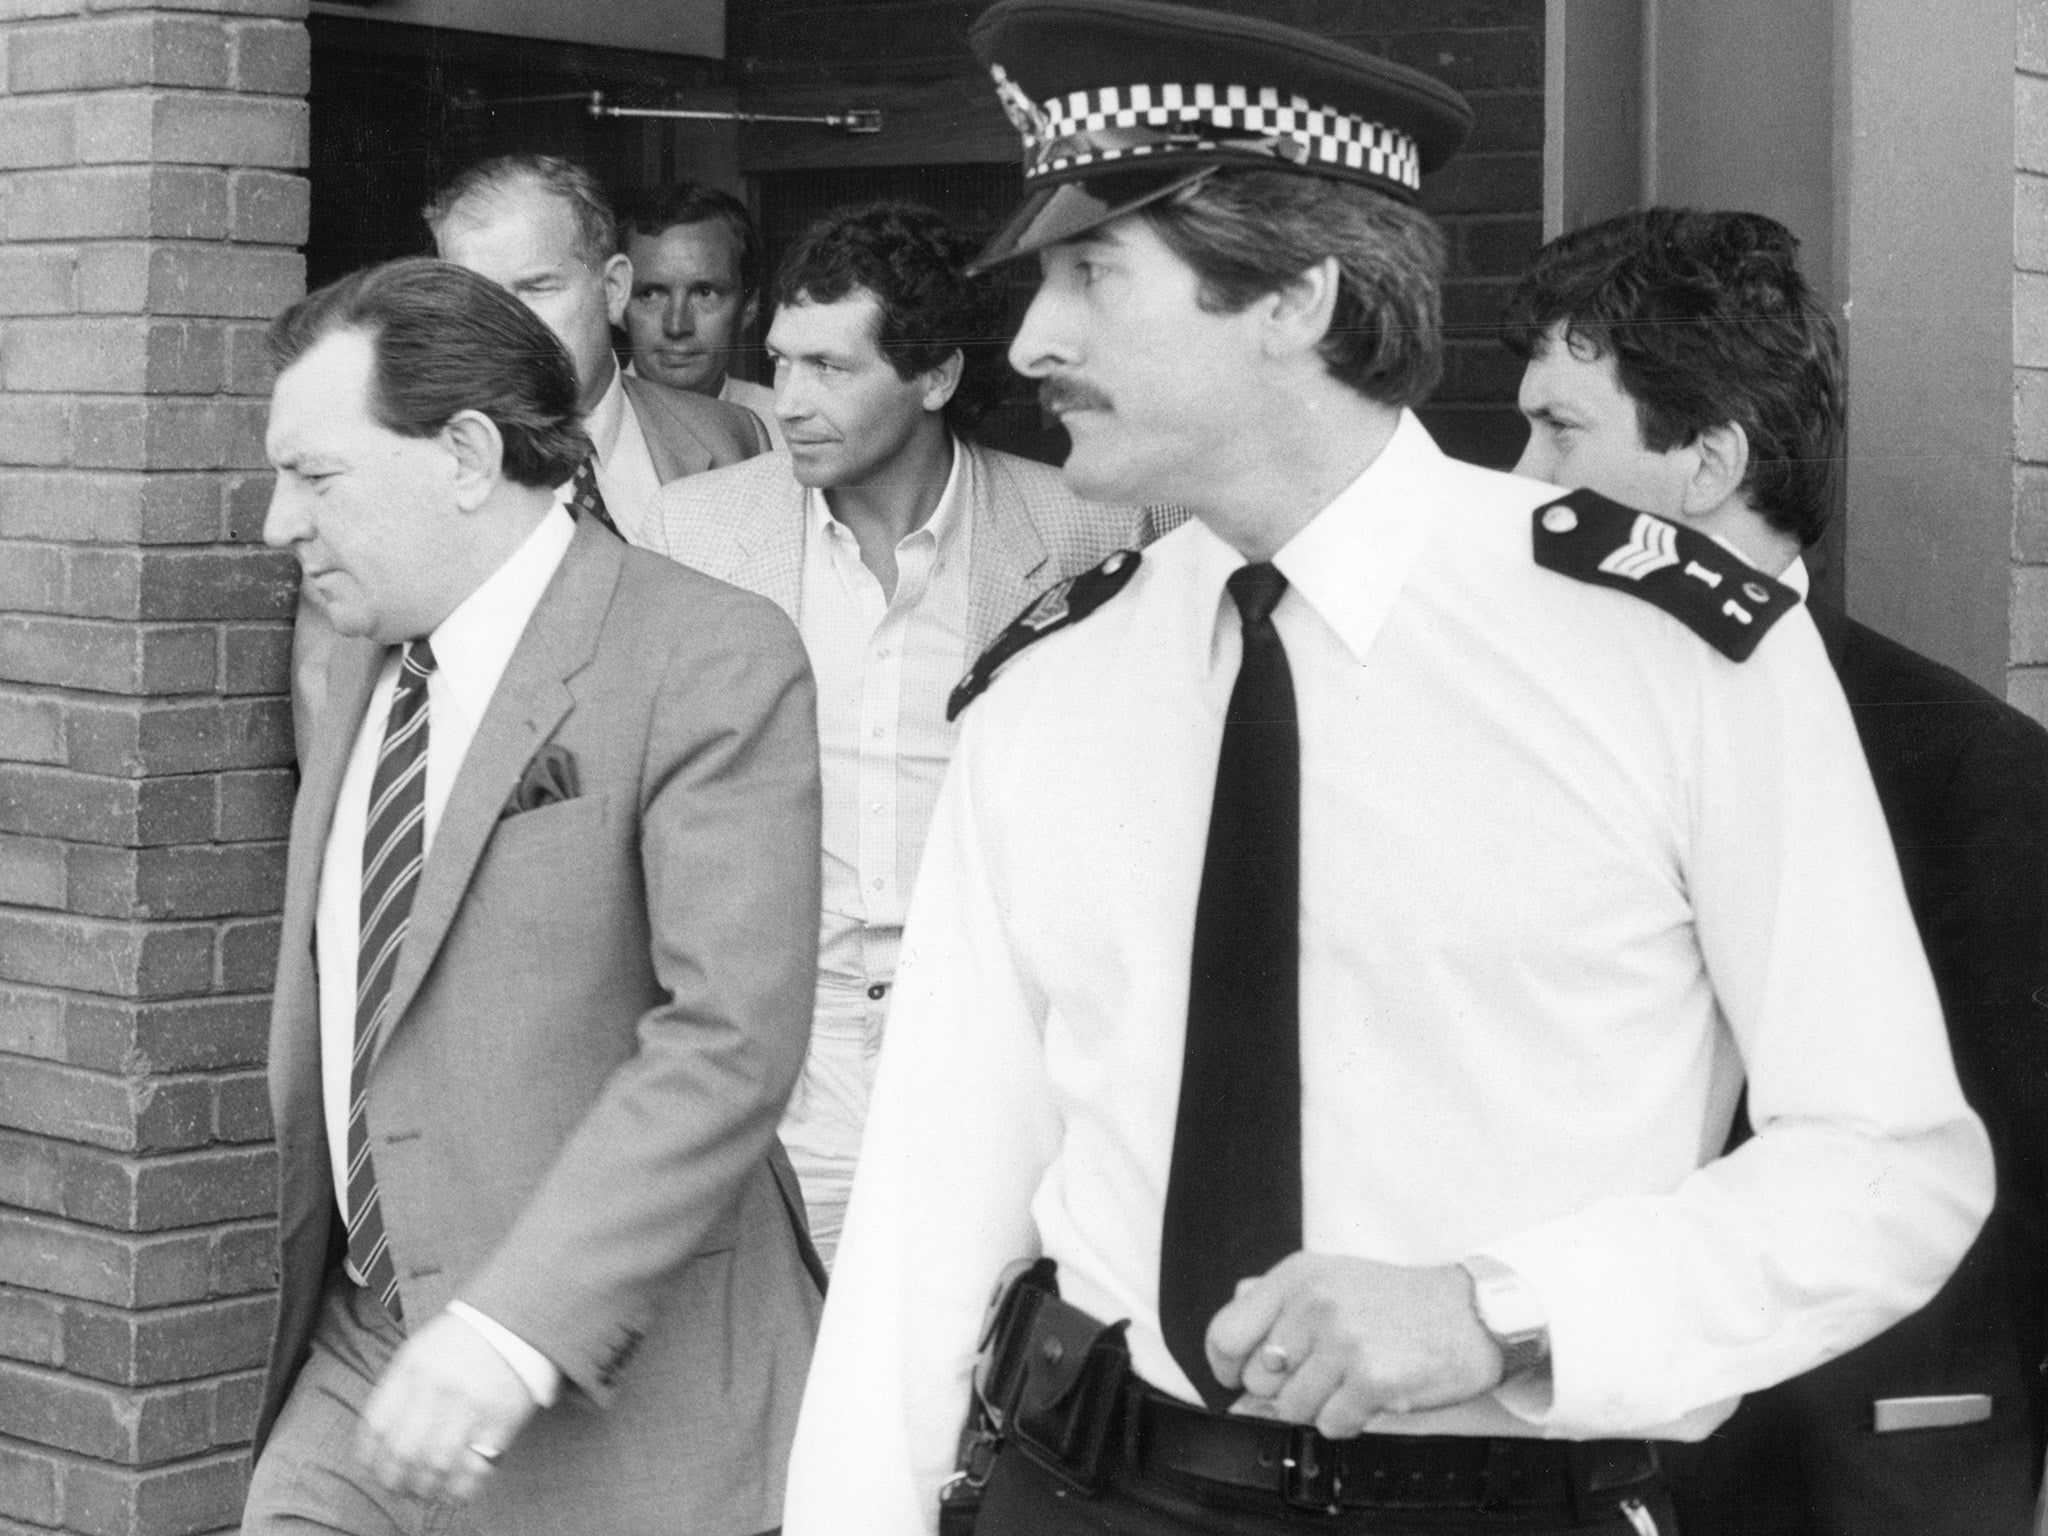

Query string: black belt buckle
[1282,1424,1343,1512]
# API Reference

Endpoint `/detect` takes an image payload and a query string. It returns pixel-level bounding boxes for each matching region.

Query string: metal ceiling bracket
[457,89,882,134]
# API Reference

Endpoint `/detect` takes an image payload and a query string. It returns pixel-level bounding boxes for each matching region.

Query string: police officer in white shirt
[783,3,1995,1534]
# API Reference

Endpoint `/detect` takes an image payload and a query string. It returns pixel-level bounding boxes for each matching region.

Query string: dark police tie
[1160,562,1302,1411]
[567,454,622,539]
[347,637,435,1322]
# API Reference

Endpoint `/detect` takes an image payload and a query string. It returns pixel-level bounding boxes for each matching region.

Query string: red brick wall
[0,4,308,1532]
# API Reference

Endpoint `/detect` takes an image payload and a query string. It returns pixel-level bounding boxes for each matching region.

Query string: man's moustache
[1039,380,1112,416]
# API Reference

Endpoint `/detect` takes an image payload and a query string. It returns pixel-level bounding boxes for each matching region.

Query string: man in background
[653,201,1176,1264]
[425,154,769,546]
[621,180,787,451]
[245,257,821,1536]
[1504,205,2048,1536]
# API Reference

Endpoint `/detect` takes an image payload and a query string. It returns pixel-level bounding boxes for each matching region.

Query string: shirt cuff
[444,1300,562,1408]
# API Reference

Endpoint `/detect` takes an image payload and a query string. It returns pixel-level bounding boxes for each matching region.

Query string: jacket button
[867,983,887,1000]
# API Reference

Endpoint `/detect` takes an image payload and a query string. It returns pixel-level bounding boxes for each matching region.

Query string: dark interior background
[306,0,1542,469]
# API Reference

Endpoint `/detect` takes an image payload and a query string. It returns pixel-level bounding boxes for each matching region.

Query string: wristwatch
[1458,1254,1551,1382]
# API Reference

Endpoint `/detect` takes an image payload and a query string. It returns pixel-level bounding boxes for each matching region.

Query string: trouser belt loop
[1117,1376,1146,1471]
[1478,1437,1518,1510]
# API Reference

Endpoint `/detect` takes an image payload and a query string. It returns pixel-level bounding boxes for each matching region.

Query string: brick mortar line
[0,1210,277,1243]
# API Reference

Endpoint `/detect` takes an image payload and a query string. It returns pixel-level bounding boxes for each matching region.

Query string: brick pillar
[0,3,308,1532]
[2017,0,2048,724]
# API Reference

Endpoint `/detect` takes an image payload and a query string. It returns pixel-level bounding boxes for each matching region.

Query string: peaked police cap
[967,0,1473,268]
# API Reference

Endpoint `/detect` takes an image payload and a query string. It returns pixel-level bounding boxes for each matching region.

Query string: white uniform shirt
[579,364,664,548]
[315,508,576,1403]
[785,412,1991,1535]
[781,443,974,1260]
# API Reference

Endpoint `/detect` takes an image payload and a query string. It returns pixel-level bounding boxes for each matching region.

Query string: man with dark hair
[653,201,1177,1264]
[784,5,1991,1534]
[1504,206,2048,1536]
[243,256,823,1536]
[619,180,785,450]
[291,158,774,752]
[423,153,769,545]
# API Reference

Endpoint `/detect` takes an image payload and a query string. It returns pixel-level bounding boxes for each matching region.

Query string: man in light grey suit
[652,202,1181,1264]
[244,257,822,1536]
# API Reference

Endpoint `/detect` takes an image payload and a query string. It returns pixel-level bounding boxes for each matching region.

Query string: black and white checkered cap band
[1025,81,1420,189]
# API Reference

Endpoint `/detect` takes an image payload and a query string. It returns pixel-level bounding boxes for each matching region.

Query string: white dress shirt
[315,507,576,1405]
[781,442,974,1264]
[580,364,664,548]
[784,412,1992,1534]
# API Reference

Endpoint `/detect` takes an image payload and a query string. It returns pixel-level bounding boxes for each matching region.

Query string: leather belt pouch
[1010,1295,1132,1493]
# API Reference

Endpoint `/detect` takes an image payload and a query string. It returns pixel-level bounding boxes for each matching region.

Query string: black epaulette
[947,549,1143,721]
[1531,489,1797,661]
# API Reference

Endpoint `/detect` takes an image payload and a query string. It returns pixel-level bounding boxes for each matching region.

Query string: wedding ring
[467,1442,503,1465]
[1257,1343,1294,1375]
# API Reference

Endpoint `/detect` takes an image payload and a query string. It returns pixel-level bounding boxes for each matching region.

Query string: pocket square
[503,742,581,818]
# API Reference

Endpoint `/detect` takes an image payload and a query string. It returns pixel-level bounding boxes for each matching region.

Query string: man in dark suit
[243,257,822,1536]
[1503,206,2048,1534]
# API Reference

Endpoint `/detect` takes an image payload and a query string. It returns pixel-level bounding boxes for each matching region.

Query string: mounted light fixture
[458,89,883,134]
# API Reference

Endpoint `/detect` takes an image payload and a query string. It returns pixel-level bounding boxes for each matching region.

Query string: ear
[740,289,761,336]
[1260,255,1342,360]
[920,348,966,414]
[1679,421,1750,519]
[441,409,506,512]
[603,252,633,327]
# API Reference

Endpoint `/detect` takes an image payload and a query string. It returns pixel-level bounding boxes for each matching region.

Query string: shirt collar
[583,360,626,463]
[1705,531,1809,601]
[806,435,969,552]
[426,506,577,723]
[1217,408,1440,666]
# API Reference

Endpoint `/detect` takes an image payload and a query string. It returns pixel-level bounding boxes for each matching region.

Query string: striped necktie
[1160,562,1302,1410]
[568,454,622,540]
[347,637,436,1321]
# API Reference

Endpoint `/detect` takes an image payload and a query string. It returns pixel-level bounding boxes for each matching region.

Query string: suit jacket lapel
[270,633,380,1164]
[285,638,382,936]
[727,468,806,620]
[371,520,623,1062]
[965,443,1053,652]
[622,373,714,481]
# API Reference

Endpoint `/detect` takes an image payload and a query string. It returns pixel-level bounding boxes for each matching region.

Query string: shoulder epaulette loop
[1531,489,1797,661]
[947,548,1143,721]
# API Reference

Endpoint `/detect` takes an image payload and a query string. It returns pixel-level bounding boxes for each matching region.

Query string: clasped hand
[1205,1253,1506,1439]
[356,1313,540,1504]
